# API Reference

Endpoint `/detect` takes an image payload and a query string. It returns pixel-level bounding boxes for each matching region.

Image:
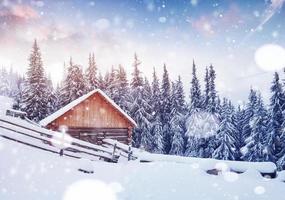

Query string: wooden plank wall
[48,92,132,129]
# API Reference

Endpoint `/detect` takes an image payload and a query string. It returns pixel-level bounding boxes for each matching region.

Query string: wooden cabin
[40,89,136,145]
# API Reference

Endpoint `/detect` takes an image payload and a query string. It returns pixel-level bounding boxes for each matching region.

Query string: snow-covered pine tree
[242,94,268,162]
[150,68,164,153]
[105,67,117,99]
[13,75,25,111]
[97,72,106,91]
[232,105,245,160]
[85,53,98,91]
[46,74,57,115]
[0,67,10,97]
[112,65,130,113]
[130,53,143,89]
[20,40,50,121]
[59,58,87,106]
[207,64,217,113]
[174,75,187,114]
[203,66,210,108]
[160,64,173,154]
[169,78,186,155]
[267,72,284,164]
[139,77,153,151]
[185,60,203,157]
[241,88,258,146]
[129,53,151,148]
[212,98,237,160]
[189,60,202,112]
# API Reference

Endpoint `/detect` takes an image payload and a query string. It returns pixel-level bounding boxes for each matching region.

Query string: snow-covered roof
[39,89,136,127]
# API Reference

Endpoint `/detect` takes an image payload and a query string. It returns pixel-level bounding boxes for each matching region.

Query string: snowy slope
[0,136,285,200]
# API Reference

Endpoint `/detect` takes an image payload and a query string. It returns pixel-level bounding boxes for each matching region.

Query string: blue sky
[0,0,285,104]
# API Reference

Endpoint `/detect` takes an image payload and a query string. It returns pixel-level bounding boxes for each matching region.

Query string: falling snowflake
[158,16,167,23]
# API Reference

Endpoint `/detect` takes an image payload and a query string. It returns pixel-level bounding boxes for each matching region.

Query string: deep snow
[0,136,285,200]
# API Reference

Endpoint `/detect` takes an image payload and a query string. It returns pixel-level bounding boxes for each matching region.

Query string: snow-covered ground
[0,136,285,200]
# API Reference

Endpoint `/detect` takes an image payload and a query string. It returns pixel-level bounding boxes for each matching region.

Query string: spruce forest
[2,40,285,171]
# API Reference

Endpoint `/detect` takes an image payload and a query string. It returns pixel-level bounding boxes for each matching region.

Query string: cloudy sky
[0,0,285,104]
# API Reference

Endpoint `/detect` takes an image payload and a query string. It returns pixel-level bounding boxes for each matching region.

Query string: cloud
[0,5,39,25]
[94,18,110,31]
[189,16,215,36]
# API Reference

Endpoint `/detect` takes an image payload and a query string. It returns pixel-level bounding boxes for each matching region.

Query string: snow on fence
[103,138,137,160]
[0,116,120,162]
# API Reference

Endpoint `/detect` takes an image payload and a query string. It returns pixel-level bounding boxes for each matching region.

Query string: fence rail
[0,116,121,162]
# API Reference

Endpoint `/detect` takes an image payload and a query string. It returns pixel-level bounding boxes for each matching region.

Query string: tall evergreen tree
[46,74,57,115]
[97,72,106,91]
[207,64,217,113]
[150,68,164,153]
[185,61,203,157]
[203,67,210,108]
[129,53,151,148]
[213,98,237,160]
[232,105,245,160]
[267,72,284,163]
[242,94,268,162]
[85,53,98,91]
[20,40,50,121]
[105,67,117,99]
[59,58,87,106]
[241,88,258,146]
[189,60,202,112]
[113,65,130,113]
[139,77,153,151]
[160,64,172,153]
[169,79,186,155]
[130,53,143,89]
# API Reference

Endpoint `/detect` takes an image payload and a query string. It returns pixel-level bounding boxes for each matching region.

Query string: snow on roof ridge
[39,89,136,127]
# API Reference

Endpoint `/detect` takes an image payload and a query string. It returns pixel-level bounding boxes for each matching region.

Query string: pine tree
[103,67,118,99]
[241,88,258,146]
[139,77,153,151]
[169,79,186,155]
[97,72,106,91]
[242,94,268,162]
[203,67,210,108]
[113,65,130,113]
[150,68,164,153]
[151,115,164,153]
[267,72,284,163]
[20,40,50,121]
[189,60,202,112]
[85,53,98,91]
[129,53,151,148]
[232,105,245,160]
[59,58,87,106]
[0,68,10,96]
[207,64,217,113]
[160,64,172,153]
[185,61,203,157]
[46,74,57,115]
[130,53,143,89]
[213,98,237,160]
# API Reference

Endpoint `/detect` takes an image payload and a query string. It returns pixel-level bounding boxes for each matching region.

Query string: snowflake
[158,16,167,23]
[191,0,198,6]
[254,186,266,195]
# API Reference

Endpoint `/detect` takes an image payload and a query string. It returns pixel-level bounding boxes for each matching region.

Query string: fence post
[59,149,64,156]
[112,143,117,161]
[128,145,133,161]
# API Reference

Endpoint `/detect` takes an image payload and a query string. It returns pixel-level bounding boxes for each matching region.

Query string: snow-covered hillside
[0,136,285,200]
